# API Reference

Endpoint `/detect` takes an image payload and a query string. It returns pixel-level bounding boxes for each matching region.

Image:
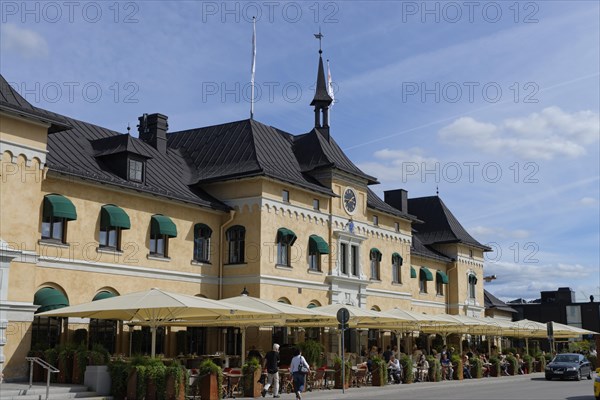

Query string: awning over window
[468,274,478,284]
[43,194,77,220]
[370,248,382,262]
[436,271,449,284]
[277,227,297,245]
[92,291,117,301]
[194,223,212,237]
[410,266,417,278]
[100,204,131,229]
[420,267,434,281]
[309,235,330,254]
[34,287,69,314]
[151,214,177,237]
[392,252,403,265]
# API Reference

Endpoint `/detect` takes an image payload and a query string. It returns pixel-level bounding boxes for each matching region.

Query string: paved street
[266,373,595,400]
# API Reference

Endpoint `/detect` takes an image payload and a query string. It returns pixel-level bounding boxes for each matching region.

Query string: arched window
[226,225,245,264]
[41,194,77,243]
[468,274,477,299]
[392,253,403,283]
[276,228,297,267]
[370,248,382,280]
[193,224,212,263]
[32,287,69,349]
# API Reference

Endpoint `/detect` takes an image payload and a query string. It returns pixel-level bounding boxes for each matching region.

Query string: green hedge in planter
[426,356,442,382]
[399,355,414,384]
[470,357,483,378]
[451,354,463,380]
[489,356,501,377]
[371,356,388,386]
[109,359,130,399]
[298,340,324,368]
[506,355,518,376]
[522,354,533,374]
[198,358,223,399]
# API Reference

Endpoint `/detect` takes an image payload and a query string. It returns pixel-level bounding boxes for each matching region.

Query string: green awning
[277,228,297,245]
[43,194,77,220]
[436,271,449,284]
[420,267,434,281]
[93,291,117,301]
[100,204,131,229]
[469,274,478,284]
[34,287,69,314]
[151,215,177,237]
[392,252,403,265]
[410,266,417,278]
[194,223,212,237]
[309,235,330,254]
[307,303,317,309]
[370,248,382,262]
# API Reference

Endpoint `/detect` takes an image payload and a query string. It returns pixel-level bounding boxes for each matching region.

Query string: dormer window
[128,159,144,182]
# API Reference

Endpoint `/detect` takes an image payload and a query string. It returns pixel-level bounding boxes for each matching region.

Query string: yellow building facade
[0,56,489,381]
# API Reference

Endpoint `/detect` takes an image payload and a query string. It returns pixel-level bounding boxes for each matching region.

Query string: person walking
[289,348,310,400]
[262,343,280,398]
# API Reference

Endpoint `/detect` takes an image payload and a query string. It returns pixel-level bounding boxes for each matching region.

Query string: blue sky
[1,1,598,302]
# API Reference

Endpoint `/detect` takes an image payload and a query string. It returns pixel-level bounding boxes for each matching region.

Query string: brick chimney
[384,189,408,213]
[138,113,168,153]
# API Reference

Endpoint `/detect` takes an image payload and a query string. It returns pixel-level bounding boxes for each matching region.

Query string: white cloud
[358,147,439,183]
[484,260,594,301]
[439,107,600,160]
[470,226,530,240]
[579,197,599,206]
[0,24,49,59]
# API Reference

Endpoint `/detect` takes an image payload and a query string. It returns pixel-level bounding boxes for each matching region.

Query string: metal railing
[25,356,59,400]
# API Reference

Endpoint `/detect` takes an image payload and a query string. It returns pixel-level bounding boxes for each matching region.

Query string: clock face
[343,188,357,214]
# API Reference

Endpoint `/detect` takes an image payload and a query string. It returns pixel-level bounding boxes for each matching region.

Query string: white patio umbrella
[37,288,269,357]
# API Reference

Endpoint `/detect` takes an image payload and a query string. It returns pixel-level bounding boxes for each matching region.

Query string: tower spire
[311,29,333,139]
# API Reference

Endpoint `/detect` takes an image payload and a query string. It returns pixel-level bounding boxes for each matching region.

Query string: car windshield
[553,355,579,363]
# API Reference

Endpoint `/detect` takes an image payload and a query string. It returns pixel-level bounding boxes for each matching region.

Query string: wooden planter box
[72,355,85,384]
[371,368,384,386]
[58,356,73,384]
[243,368,262,398]
[200,373,219,400]
[334,368,350,389]
[507,363,516,376]
[146,379,158,400]
[489,364,501,377]
[452,363,464,380]
[127,369,140,400]
[166,374,186,400]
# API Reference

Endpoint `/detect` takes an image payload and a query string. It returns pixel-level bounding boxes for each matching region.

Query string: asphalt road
[267,372,595,400]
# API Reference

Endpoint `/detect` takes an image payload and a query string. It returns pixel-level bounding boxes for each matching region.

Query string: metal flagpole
[250,16,256,119]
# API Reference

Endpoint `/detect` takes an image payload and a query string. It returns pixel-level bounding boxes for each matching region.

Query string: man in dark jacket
[262,343,280,398]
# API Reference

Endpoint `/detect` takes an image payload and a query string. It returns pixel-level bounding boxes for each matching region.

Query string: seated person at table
[383,346,393,363]
[462,355,472,379]
[440,353,453,380]
[388,355,403,384]
[480,354,490,377]
[416,354,429,382]
[500,355,510,376]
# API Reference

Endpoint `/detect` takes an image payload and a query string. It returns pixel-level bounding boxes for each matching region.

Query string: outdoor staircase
[0,383,113,400]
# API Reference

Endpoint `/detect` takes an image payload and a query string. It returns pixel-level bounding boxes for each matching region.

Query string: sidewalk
[261,372,545,400]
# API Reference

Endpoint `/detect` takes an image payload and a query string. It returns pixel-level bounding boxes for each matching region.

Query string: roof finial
[436,185,439,196]
[314,27,323,54]
[126,123,131,135]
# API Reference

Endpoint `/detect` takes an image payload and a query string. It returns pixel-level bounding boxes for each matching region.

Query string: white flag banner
[327,59,334,107]
[251,17,256,119]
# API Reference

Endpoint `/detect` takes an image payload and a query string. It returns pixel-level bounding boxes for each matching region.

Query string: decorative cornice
[0,138,47,168]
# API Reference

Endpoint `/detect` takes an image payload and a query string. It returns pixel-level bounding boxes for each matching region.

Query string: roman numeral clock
[343,187,357,215]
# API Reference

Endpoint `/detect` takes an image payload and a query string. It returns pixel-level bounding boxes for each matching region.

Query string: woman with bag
[289,348,310,400]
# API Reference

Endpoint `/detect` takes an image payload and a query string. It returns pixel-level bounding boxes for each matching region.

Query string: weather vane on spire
[314,27,324,53]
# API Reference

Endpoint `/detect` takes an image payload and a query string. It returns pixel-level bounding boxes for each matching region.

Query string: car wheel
[587,369,592,380]
[575,370,581,381]
[545,376,552,381]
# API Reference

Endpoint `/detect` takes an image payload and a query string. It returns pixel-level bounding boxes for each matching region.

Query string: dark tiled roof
[46,116,230,211]
[408,196,491,251]
[168,119,335,196]
[91,134,155,159]
[485,290,517,313]
[411,234,452,262]
[293,128,378,184]
[367,188,418,221]
[0,74,70,133]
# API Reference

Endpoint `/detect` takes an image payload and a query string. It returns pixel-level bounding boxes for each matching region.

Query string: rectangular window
[194,236,211,263]
[351,245,359,276]
[42,217,66,243]
[277,242,290,266]
[468,275,477,298]
[340,243,348,274]
[150,234,168,257]
[282,190,290,203]
[128,159,144,182]
[227,227,246,264]
[420,279,427,294]
[99,227,120,249]
[308,253,320,271]
[313,199,320,211]
[373,215,378,226]
[392,259,401,284]
[370,258,380,280]
[436,280,444,296]
[394,222,400,232]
